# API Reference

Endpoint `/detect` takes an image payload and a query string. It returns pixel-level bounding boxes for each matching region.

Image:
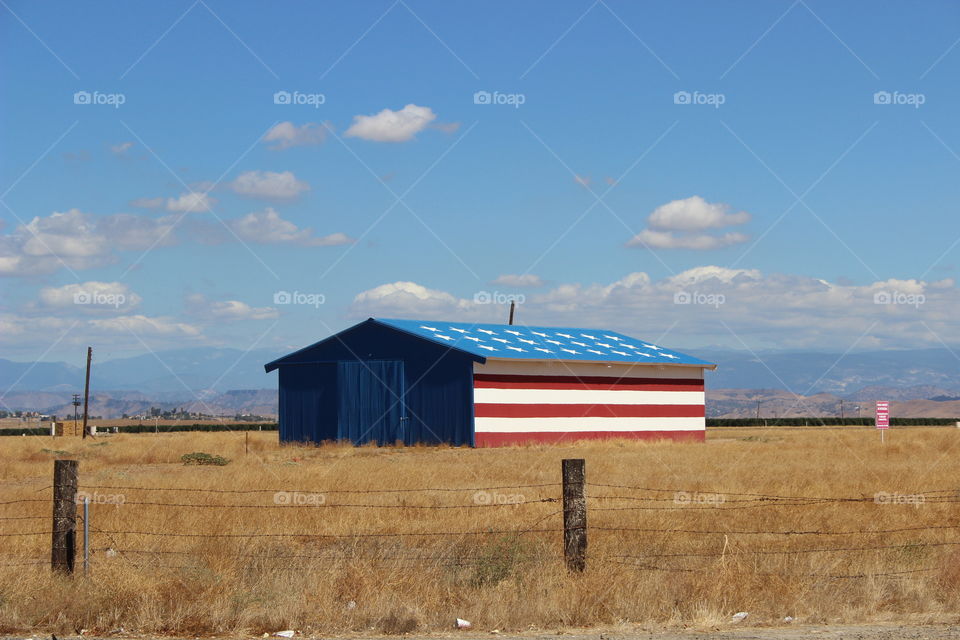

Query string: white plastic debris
[731,612,749,623]
[274,631,295,638]
[345,600,357,610]
[784,616,794,623]
[456,618,472,629]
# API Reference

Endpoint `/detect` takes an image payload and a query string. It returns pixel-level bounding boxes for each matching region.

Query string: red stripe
[474,403,704,418]
[473,373,702,391]
[475,430,705,447]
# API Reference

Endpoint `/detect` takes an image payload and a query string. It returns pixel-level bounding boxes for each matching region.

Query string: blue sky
[1,0,959,363]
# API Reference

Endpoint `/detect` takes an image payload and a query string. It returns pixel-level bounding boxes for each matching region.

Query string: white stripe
[474,359,705,379]
[474,388,704,405]
[475,417,705,432]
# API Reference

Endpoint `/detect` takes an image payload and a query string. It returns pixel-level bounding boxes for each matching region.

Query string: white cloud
[0,210,179,277]
[20,209,107,260]
[351,281,483,319]
[166,191,216,212]
[492,274,545,287]
[229,208,352,247]
[432,121,461,134]
[663,265,761,287]
[629,196,751,250]
[96,213,177,250]
[345,104,437,143]
[185,293,278,321]
[37,281,141,311]
[89,315,201,337]
[648,196,750,231]
[130,197,165,209]
[0,209,111,275]
[0,313,74,342]
[348,269,960,350]
[628,229,749,250]
[263,121,328,150]
[110,141,134,155]
[230,170,310,200]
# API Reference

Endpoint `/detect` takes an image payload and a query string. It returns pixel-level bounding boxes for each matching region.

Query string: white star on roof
[586,349,605,355]
[435,334,454,341]
[532,331,548,337]
[545,339,562,345]
[478,345,497,351]
[560,348,578,354]
[420,326,438,332]
[595,342,613,348]
[556,332,574,338]
[534,347,552,353]
[504,330,521,336]
[477,329,495,335]
[604,335,621,341]
[506,346,526,352]
[581,333,597,340]
[571,341,588,347]
[611,350,630,356]
[663,353,678,359]
[492,338,509,344]
[635,352,653,357]
[449,327,469,333]
[643,344,661,350]
[518,338,535,344]
[464,336,482,342]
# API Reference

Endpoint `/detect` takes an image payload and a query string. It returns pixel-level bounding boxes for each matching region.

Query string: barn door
[336,360,407,445]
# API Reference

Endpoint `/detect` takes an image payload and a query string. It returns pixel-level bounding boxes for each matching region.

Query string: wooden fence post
[51,459,78,573]
[562,458,586,572]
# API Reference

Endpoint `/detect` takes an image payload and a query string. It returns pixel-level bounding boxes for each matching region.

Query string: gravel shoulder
[9,626,960,640]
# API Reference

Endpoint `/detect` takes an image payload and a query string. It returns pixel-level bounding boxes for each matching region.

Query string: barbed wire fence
[2,459,957,581]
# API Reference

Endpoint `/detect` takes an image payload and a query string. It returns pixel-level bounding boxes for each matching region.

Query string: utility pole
[840,399,844,423]
[508,300,515,325]
[81,347,92,439]
[756,400,760,421]
[72,394,81,436]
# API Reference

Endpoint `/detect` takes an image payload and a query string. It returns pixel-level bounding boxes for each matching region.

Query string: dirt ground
[8,626,960,640]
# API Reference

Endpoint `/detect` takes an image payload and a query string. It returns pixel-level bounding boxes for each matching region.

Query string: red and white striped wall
[472,359,706,447]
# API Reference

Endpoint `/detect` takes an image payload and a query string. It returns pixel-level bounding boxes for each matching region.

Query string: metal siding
[337,360,406,445]
[472,361,705,447]
[273,321,474,446]
[278,363,337,443]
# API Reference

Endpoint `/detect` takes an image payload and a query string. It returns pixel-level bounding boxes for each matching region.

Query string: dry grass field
[2,427,960,636]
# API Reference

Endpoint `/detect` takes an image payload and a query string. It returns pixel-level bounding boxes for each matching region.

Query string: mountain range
[0,346,957,418]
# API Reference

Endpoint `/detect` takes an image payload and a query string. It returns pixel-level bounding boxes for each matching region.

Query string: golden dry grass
[2,427,960,635]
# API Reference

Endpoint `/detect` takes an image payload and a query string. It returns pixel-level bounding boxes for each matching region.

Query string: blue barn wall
[267,320,478,446]
[278,363,337,442]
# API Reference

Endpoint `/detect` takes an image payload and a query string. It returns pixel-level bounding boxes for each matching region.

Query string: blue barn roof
[377,318,715,367]
[266,318,715,370]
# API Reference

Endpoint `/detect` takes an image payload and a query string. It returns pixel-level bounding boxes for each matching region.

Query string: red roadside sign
[876,401,890,429]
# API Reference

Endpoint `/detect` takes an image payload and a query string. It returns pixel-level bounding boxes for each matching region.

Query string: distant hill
[0,347,282,393]
[700,348,959,394]
[707,388,960,420]
[0,389,278,419]
[2,346,958,418]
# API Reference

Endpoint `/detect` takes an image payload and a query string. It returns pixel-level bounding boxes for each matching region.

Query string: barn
[264,317,715,447]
